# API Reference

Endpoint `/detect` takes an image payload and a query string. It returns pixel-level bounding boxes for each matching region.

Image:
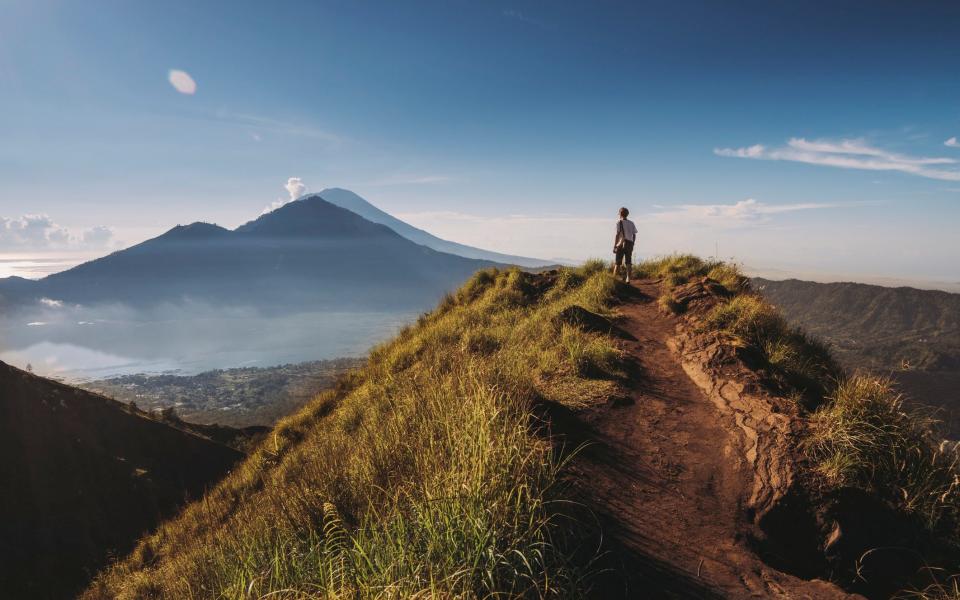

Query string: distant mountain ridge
[0,195,499,311]
[318,188,555,268]
[753,277,960,372]
[0,360,242,599]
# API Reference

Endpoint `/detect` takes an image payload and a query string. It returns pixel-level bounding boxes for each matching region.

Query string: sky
[1,0,959,289]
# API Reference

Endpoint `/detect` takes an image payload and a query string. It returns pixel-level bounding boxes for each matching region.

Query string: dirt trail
[565,281,853,599]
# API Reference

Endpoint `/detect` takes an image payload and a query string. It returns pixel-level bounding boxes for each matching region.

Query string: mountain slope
[83,263,884,599]
[12,197,497,311]
[319,187,556,267]
[752,277,960,372]
[0,360,243,599]
[753,277,960,436]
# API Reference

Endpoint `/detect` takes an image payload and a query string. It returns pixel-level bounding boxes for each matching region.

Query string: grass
[84,265,625,599]
[641,254,960,559]
[807,376,960,536]
[637,254,839,399]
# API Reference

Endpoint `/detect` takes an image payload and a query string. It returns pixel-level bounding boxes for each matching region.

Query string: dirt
[560,281,860,599]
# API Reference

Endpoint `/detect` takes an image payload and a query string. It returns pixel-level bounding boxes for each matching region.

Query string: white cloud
[0,214,114,251]
[716,137,960,181]
[284,177,307,200]
[168,69,197,95]
[946,137,959,148]
[262,177,310,215]
[647,198,839,228]
[715,144,766,158]
[39,298,64,308]
[81,225,113,246]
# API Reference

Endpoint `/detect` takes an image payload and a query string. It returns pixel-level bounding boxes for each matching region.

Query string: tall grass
[808,376,960,536]
[85,266,624,599]
[702,294,840,398]
[639,255,960,576]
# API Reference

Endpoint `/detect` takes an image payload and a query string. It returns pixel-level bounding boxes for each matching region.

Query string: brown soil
[561,281,859,599]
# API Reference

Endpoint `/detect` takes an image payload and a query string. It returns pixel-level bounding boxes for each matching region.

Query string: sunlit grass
[84,265,624,599]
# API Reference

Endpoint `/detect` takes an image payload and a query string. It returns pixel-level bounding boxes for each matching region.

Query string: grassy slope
[88,256,960,598]
[85,264,625,599]
[0,361,244,600]
[642,256,960,597]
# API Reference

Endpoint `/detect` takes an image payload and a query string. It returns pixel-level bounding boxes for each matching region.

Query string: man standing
[613,207,637,283]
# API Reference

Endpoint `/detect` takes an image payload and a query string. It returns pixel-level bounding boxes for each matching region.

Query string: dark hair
[619,207,629,218]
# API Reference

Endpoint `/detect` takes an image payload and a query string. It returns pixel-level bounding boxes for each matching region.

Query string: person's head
[618,207,629,219]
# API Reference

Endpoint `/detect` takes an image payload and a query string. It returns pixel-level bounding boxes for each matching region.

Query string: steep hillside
[754,277,960,435]
[1,196,497,311]
[753,277,960,372]
[0,361,244,599]
[84,261,958,599]
[319,188,556,268]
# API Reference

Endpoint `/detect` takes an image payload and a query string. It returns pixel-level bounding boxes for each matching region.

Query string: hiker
[613,207,637,283]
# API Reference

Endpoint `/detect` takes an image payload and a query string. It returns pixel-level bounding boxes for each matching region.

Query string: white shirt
[616,218,637,243]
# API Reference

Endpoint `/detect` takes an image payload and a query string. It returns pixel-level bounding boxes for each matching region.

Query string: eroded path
[564,281,853,599]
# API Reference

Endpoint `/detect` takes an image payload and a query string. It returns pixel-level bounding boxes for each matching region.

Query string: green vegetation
[640,254,960,568]
[808,376,960,536]
[82,358,363,427]
[85,264,624,599]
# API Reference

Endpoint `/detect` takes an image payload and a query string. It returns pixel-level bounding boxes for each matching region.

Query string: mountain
[2,196,498,311]
[753,277,960,435]
[319,187,556,268]
[0,360,243,599]
[84,258,958,599]
[752,277,960,372]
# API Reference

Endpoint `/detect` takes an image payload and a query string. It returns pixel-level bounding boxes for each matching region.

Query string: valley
[81,357,363,427]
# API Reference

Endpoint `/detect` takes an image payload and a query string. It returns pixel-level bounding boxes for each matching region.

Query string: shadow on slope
[0,361,244,599]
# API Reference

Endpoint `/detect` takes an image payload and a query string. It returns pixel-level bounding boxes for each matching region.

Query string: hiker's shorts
[615,240,634,267]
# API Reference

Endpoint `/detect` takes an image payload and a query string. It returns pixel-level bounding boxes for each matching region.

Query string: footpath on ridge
[559,280,860,599]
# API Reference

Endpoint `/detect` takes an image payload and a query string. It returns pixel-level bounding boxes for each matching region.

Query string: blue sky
[1,0,959,288]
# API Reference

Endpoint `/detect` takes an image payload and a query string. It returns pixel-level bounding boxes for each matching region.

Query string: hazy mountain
[754,277,960,435]
[753,277,960,372]
[0,360,243,599]
[1,197,497,312]
[319,187,555,268]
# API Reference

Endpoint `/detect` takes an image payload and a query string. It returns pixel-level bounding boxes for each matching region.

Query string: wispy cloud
[715,137,960,181]
[946,136,959,148]
[212,109,342,143]
[364,174,454,186]
[396,198,844,260]
[502,9,554,29]
[647,198,842,228]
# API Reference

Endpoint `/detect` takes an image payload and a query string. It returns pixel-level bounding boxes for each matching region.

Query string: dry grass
[84,265,625,599]
[808,376,960,536]
[639,255,960,561]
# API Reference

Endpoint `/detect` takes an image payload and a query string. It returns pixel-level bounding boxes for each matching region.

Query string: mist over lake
[0,301,418,380]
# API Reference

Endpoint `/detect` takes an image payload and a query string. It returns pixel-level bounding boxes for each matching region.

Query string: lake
[0,305,418,381]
